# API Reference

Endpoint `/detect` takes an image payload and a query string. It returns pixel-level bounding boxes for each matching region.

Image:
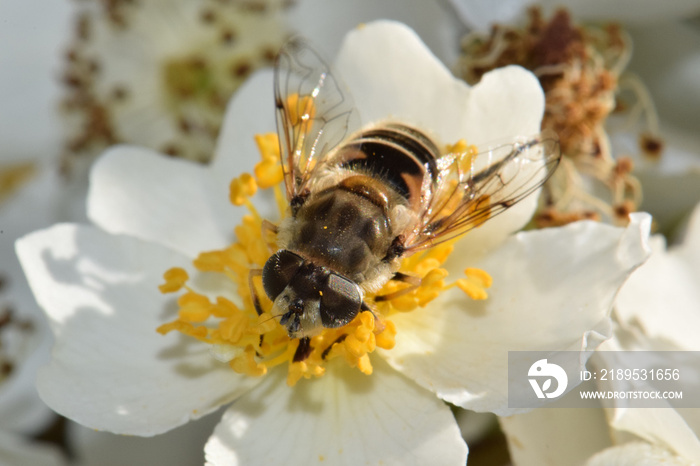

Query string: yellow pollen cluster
[157,129,493,385]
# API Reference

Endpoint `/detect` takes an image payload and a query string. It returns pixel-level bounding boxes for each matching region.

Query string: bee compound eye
[319,274,362,329]
[262,250,304,299]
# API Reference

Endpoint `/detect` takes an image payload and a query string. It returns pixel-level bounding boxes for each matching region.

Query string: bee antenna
[255,312,285,327]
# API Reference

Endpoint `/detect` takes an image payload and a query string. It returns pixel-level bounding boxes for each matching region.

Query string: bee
[250,38,561,360]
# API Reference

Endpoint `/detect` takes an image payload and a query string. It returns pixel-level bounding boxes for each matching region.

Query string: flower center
[162,57,218,104]
[457,7,650,226]
[158,130,492,386]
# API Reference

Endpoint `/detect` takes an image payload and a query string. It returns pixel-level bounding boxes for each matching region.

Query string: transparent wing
[403,131,561,253]
[274,38,360,202]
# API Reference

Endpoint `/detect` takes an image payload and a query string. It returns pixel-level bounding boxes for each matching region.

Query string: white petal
[586,442,694,466]
[500,405,612,466]
[0,430,66,466]
[609,408,700,464]
[335,21,544,145]
[16,224,260,435]
[616,202,700,351]
[87,146,235,258]
[68,412,220,466]
[204,360,467,466]
[380,214,651,415]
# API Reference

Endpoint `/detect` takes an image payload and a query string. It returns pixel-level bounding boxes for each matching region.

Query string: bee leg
[248,269,265,316]
[261,219,279,253]
[374,272,421,302]
[262,219,279,235]
[321,334,348,360]
[293,336,313,362]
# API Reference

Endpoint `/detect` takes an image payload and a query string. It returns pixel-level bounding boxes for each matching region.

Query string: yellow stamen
[158,267,189,293]
[375,320,397,350]
[456,268,493,300]
[192,250,227,273]
[229,173,257,206]
[230,346,267,377]
[253,133,284,189]
[178,292,212,322]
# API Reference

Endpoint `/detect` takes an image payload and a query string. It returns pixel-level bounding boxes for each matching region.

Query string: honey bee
[250,38,561,360]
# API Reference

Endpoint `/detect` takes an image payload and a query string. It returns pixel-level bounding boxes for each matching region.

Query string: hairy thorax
[279,174,405,291]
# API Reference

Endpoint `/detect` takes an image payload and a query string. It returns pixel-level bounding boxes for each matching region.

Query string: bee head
[262,250,363,338]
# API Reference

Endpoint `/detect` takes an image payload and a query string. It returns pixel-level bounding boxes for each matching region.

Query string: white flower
[499,200,700,465]
[17,21,650,464]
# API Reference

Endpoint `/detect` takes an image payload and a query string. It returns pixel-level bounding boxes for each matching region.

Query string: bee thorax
[289,187,394,282]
